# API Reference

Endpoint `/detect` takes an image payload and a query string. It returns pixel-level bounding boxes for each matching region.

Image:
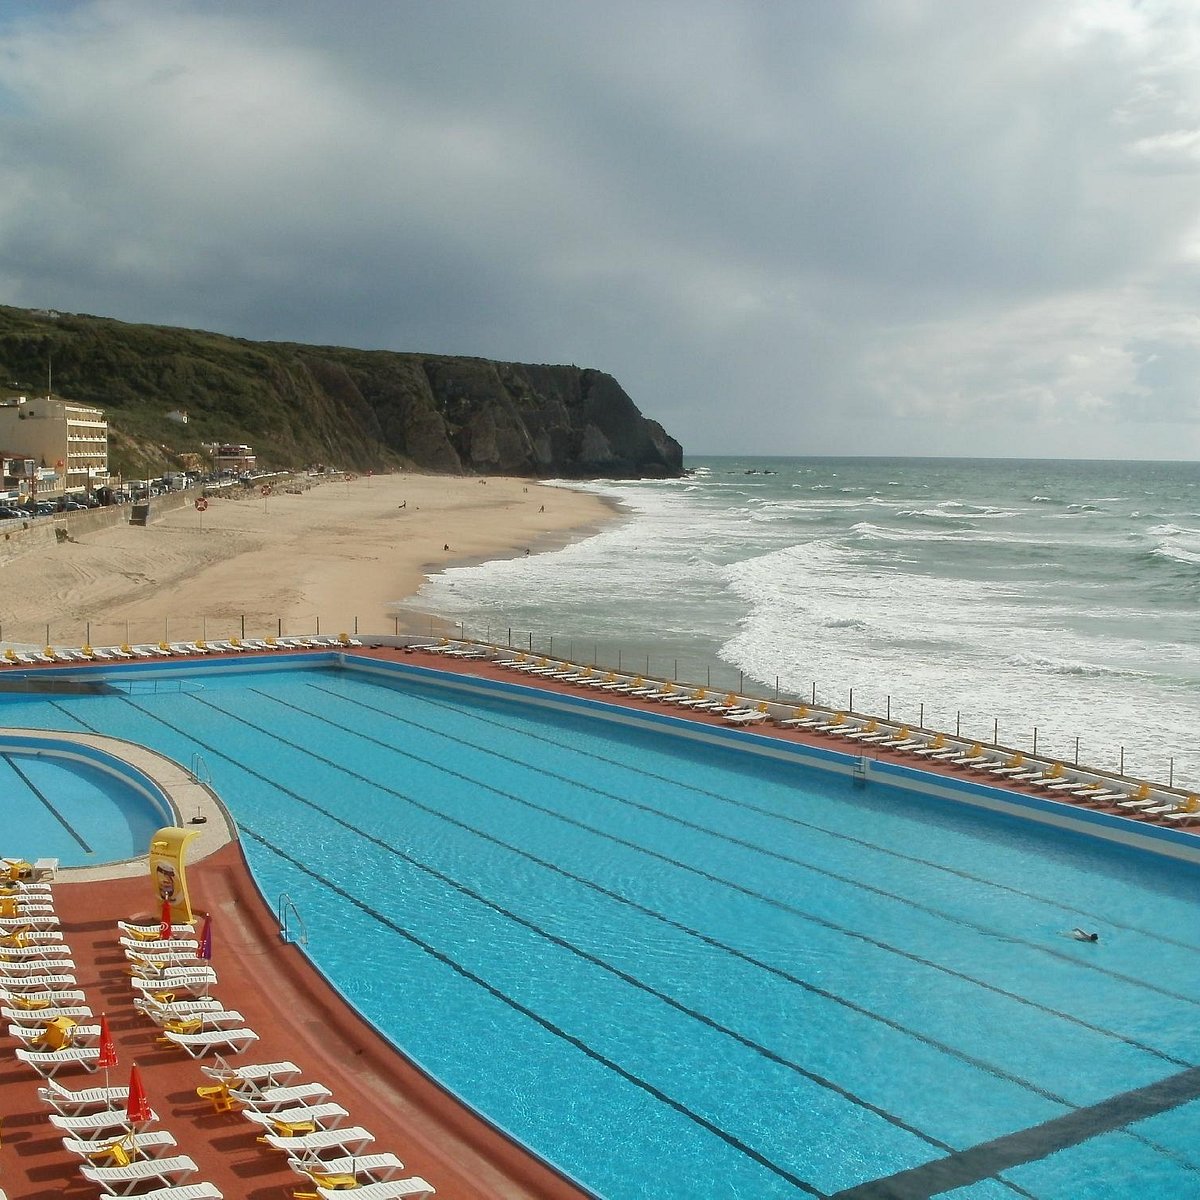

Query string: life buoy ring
[261,485,272,497]
[194,497,209,512]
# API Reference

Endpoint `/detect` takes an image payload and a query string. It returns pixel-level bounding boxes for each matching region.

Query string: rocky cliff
[0,306,683,479]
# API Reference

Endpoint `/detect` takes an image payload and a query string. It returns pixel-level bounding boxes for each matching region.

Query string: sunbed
[49,1105,158,1138]
[38,1077,129,1114]
[0,987,87,1008]
[199,1057,301,1092]
[243,1102,350,1133]
[63,1128,178,1161]
[120,936,200,954]
[118,920,196,941]
[102,645,135,659]
[1,942,73,959]
[150,1008,247,1033]
[841,720,880,742]
[1,971,77,992]
[1163,796,1200,825]
[9,1021,99,1047]
[232,1081,333,1111]
[1,957,76,977]
[258,1124,374,1157]
[314,1179,436,1200]
[113,1187,222,1200]
[14,1044,100,1077]
[288,1152,408,1185]
[79,1153,200,1193]
[723,707,770,726]
[130,967,216,997]
[4,1003,93,1024]
[160,1026,259,1058]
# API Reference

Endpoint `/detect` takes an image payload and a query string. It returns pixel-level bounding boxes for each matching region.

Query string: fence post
[508,627,512,647]
[674,659,678,681]
[886,695,891,721]
[993,718,998,745]
[956,711,961,736]
[528,632,533,651]
[812,682,816,704]
[775,676,779,700]
[739,670,743,694]
[393,616,398,635]
[849,687,854,712]
[241,614,246,638]
[1119,746,1125,776]
[1032,727,1038,756]
[707,665,711,687]
[354,616,359,635]
[1074,737,1079,766]
[316,616,320,635]
[920,703,924,729]
[278,617,282,637]
[1169,757,1174,787]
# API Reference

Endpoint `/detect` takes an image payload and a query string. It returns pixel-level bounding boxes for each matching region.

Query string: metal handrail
[190,753,211,786]
[277,892,308,946]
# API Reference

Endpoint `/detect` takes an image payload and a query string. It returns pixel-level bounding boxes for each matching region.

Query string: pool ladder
[190,753,211,786]
[278,892,308,946]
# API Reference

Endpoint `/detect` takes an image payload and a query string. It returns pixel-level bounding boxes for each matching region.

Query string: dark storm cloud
[1,0,1198,458]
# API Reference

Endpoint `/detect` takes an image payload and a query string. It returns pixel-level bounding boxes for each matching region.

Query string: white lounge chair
[315,1180,436,1200]
[117,1187,223,1200]
[1,972,77,992]
[118,920,196,942]
[101,645,135,659]
[288,1152,408,1184]
[150,1008,246,1033]
[120,936,200,954]
[232,1081,333,1111]
[0,913,60,931]
[0,987,87,1008]
[199,1057,301,1092]
[133,644,172,657]
[135,995,223,1020]
[1,942,73,959]
[243,1102,349,1133]
[63,1128,178,1160]
[2,958,77,977]
[4,1003,93,1025]
[9,1021,99,1047]
[130,969,216,997]
[15,1044,100,1077]
[38,1077,129,1114]
[161,1026,259,1058]
[79,1154,199,1193]
[49,1105,158,1138]
[258,1125,374,1157]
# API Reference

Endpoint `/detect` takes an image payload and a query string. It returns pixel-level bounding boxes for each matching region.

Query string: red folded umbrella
[159,897,172,942]
[198,913,213,962]
[125,1063,151,1126]
[96,1012,118,1088]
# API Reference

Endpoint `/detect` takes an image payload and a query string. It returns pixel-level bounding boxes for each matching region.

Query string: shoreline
[394,489,629,635]
[0,472,621,648]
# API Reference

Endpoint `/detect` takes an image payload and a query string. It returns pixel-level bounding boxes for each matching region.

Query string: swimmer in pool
[1070,928,1099,942]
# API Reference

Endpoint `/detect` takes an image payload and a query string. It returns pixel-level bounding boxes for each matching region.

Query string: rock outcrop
[0,306,684,478]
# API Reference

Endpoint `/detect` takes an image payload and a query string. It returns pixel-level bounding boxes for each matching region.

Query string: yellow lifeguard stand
[148,827,202,926]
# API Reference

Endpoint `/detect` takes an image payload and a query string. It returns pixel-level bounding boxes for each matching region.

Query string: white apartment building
[0,395,109,497]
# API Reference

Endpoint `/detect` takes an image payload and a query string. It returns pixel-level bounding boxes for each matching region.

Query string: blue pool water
[1,746,165,864]
[2,660,1198,1198]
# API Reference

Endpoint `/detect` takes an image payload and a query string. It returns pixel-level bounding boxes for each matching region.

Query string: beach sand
[0,473,619,648]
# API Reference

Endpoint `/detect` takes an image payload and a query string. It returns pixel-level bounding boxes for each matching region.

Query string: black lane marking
[380,681,1200,953]
[832,1067,1200,1199]
[185,688,1196,1070]
[3,752,92,853]
[303,681,1200,1000]
[238,827,828,1197]
[68,692,1193,1185]
[73,691,1195,1080]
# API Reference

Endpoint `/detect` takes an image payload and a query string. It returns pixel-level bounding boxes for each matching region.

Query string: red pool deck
[0,642,1192,1200]
[0,841,589,1200]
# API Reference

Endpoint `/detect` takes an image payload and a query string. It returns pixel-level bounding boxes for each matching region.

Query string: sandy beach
[0,472,619,649]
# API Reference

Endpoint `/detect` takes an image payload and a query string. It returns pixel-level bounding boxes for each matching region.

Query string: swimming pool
[0,733,172,864]
[3,660,1198,1198]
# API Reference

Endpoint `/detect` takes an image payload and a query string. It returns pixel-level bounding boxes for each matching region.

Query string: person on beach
[1070,928,1099,942]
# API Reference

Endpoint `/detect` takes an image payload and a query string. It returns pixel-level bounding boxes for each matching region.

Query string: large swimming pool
[3,660,1198,1199]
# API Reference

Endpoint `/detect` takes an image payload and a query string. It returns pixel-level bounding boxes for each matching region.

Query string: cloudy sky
[2,1,1199,460]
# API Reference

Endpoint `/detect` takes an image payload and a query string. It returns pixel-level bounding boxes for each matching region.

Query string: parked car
[0,506,27,520]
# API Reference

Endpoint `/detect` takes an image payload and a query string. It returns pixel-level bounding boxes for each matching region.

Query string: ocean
[400,457,1200,792]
